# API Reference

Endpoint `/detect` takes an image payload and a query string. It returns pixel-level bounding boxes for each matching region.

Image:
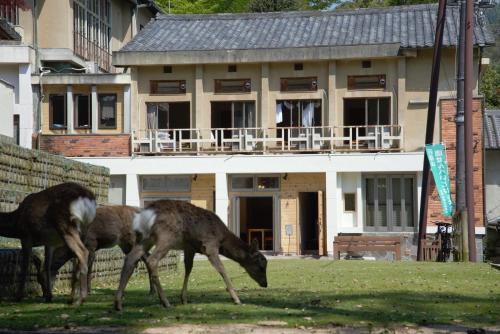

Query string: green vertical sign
[425,144,454,217]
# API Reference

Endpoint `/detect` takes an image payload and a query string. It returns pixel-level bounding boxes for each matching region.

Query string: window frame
[214,79,251,94]
[280,77,318,92]
[363,174,417,232]
[150,80,187,95]
[347,74,386,90]
[97,93,117,129]
[344,193,356,212]
[49,94,67,130]
[141,175,192,193]
[74,94,91,129]
[230,175,280,192]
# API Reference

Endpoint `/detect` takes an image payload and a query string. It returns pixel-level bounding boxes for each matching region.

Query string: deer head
[242,239,268,288]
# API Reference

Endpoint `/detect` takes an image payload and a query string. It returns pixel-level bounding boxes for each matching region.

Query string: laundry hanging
[147,104,157,129]
[276,102,283,123]
[302,101,314,127]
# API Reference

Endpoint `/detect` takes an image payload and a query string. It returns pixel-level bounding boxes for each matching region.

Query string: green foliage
[336,0,436,10]
[0,260,498,330]
[482,65,500,108]
[248,0,302,12]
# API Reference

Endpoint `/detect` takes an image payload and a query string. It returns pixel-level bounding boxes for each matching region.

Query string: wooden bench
[333,235,402,260]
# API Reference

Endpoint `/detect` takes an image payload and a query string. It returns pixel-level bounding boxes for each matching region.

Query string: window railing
[0,4,18,25]
[74,31,112,72]
[132,125,403,155]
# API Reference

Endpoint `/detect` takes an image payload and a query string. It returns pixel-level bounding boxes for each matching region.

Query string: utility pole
[455,0,469,261]
[464,0,477,262]
[417,0,448,261]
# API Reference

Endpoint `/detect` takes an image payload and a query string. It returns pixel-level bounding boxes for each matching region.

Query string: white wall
[0,80,14,138]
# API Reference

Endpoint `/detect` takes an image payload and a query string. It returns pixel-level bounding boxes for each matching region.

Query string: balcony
[132,125,403,155]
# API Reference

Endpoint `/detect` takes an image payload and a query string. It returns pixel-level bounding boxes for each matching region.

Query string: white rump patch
[70,197,97,228]
[133,209,157,239]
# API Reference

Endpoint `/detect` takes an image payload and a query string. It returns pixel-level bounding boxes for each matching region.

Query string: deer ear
[250,238,259,253]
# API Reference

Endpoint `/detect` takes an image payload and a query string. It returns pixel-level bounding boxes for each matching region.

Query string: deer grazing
[114,199,268,311]
[44,205,155,300]
[0,182,96,305]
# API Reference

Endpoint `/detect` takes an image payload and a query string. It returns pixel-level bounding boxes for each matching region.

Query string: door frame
[231,193,281,254]
[298,191,326,256]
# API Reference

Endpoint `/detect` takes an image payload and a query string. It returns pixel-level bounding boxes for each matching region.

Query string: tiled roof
[120,4,495,53]
[485,110,500,150]
[0,18,21,41]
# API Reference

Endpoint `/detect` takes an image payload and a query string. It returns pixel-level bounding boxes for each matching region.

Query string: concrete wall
[485,151,500,223]
[37,0,72,50]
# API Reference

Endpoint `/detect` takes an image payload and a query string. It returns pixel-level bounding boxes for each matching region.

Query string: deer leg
[114,244,145,311]
[85,249,96,295]
[145,244,171,308]
[140,252,156,295]
[43,246,54,302]
[205,249,241,305]
[16,240,32,301]
[31,254,45,298]
[63,229,89,306]
[180,248,195,305]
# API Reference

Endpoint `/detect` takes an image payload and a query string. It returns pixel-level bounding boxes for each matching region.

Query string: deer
[114,199,268,311]
[0,182,96,305]
[44,205,155,301]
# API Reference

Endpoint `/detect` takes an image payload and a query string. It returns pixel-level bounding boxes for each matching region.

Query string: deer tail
[70,197,97,227]
[133,209,156,239]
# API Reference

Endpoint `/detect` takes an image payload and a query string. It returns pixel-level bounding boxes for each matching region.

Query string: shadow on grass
[1,287,498,331]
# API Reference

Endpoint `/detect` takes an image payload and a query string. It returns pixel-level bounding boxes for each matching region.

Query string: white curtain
[302,101,314,127]
[147,104,157,129]
[275,102,283,123]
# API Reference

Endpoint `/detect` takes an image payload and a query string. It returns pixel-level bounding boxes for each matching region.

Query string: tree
[482,65,500,109]
[248,0,302,12]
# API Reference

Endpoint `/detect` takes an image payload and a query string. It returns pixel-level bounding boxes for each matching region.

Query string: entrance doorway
[237,197,274,251]
[299,192,325,255]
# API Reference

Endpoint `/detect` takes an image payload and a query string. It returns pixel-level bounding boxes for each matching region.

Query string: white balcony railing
[132,125,403,155]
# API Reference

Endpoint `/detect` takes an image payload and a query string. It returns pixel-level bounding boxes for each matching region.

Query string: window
[280,77,317,92]
[231,175,280,191]
[294,63,303,71]
[163,65,172,73]
[365,175,415,231]
[141,175,191,192]
[361,60,372,68]
[73,0,111,72]
[13,115,19,145]
[214,79,251,93]
[276,100,321,127]
[146,102,190,130]
[74,94,91,128]
[98,94,116,129]
[49,94,66,129]
[348,74,386,90]
[228,64,237,73]
[343,98,391,129]
[344,193,356,212]
[150,80,186,95]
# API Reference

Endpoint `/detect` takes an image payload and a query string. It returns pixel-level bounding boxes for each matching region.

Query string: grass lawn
[0,259,498,331]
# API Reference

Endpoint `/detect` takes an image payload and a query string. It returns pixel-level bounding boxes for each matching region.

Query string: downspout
[32,0,43,149]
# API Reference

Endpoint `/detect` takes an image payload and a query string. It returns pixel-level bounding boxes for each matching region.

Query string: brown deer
[44,205,155,300]
[0,182,96,305]
[114,199,268,311]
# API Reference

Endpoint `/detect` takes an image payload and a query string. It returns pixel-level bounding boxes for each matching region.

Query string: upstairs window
[98,94,116,129]
[280,77,317,92]
[214,79,251,93]
[0,3,18,25]
[348,74,386,90]
[49,94,66,130]
[228,64,237,72]
[74,94,91,129]
[150,80,186,95]
[141,175,191,192]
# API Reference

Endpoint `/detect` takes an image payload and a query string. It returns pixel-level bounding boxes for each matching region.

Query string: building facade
[5,2,494,258]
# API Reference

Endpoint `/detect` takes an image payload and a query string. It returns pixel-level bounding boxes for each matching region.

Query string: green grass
[0,260,498,331]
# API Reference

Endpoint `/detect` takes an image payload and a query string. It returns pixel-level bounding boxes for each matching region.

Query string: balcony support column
[194,65,203,129]
[397,57,406,129]
[91,85,98,133]
[261,63,269,128]
[215,172,229,226]
[328,61,336,128]
[326,170,339,256]
[125,173,141,207]
[66,85,74,134]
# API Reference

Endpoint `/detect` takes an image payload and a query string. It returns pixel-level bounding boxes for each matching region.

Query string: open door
[317,190,326,256]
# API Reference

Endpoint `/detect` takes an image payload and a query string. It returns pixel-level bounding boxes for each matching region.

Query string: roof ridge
[156,3,440,21]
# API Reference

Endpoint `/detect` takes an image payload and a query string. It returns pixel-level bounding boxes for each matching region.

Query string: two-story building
[35,4,493,259]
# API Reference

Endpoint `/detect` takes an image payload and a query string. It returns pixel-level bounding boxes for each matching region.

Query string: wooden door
[317,190,326,256]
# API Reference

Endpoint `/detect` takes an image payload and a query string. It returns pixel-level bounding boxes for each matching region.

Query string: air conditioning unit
[86,62,99,74]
